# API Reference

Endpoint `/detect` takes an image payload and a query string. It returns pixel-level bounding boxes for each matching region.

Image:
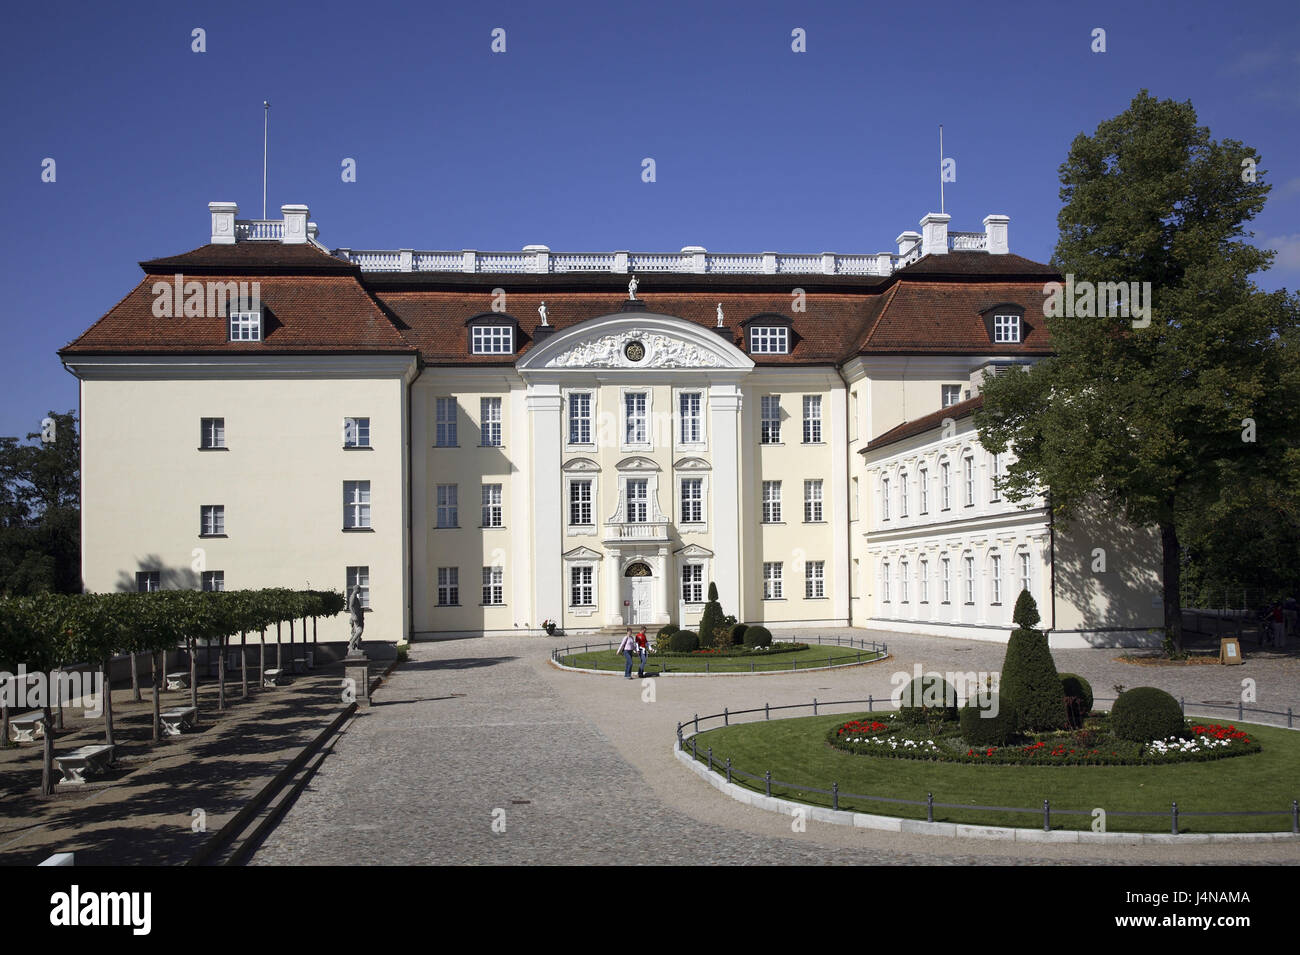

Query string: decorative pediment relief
[616,455,660,472]
[563,546,603,561]
[547,330,724,369]
[674,456,711,471]
[675,543,714,559]
[562,457,601,472]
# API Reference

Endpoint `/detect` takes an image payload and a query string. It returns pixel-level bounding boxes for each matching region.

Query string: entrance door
[630,579,652,625]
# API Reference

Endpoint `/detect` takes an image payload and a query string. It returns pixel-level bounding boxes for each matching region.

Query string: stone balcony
[603,521,670,544]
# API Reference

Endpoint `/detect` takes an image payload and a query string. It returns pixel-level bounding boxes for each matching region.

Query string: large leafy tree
[0,411,81,595]
[977,90,1300,651]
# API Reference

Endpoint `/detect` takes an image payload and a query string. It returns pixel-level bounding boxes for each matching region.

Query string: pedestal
[345,654,370,707]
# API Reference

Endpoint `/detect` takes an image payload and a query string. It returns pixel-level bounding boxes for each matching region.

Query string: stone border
[674,743,1299,844]
[548,652,890,678]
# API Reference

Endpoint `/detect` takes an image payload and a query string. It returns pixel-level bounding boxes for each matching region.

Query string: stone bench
[8,712,46,743]
[165,672,190,691]
[263,668,286,688]
[159,706,198,737]
[55,744,115,785]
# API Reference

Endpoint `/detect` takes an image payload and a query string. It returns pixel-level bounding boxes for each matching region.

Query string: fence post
[726,758,732,784]
[751,662,755,673]
[694,713,699,733]
[1289,708,1294,729]
[765,702,770,720]
[1043,799,1051,831]
[724,707,729,726]
[1238,699,1244,721]
[832,782,839,812]
[1171,801,1179,835]
[828,655,832,668]
[868,694,873,712]
[706,661,710,674]
[707,747,713,772]
[676,723,682,746]
[792,659,797,671]
[813,698,818,716]
[1180,696,1185,716]
[1293,800,1298,834]
[766,771,772,797]
[926,792,934,823]
[691,737,697,759]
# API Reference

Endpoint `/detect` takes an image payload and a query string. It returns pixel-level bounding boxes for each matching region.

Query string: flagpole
[939,124,944,215]
[262,101,270,220]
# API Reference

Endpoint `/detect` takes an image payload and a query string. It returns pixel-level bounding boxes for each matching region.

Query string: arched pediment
[616,456,660,472]
[516,313,754,372]
[674,456,711,471]
[675,543,714,559]
[562,457,600,472]
[563,546,602,561]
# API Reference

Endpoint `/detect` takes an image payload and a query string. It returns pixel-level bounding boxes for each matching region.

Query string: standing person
[635,626,649,678]
[617,629,637,680]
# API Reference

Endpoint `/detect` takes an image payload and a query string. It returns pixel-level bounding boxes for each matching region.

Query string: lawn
[682,711,1300,833]
[559,644,883,674]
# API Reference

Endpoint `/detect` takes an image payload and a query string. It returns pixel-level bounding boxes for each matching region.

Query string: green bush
[959,695,1020,747]
[743,625,772,649]
[654,624,679,653]
[1012,589,1040,628]
[1060,672,1094,729]
[898,674,959,724]
[669,629,699,653]
[698,582,724,648]
[1000,593,1067,732]
[727,623,748,647]
[1110,687,1185,742]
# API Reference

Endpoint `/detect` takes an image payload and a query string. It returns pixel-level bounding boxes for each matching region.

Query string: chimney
[281,204,309,244]
[896,231,921,256]
[983,214,1009,254]
[209,202,238,245]
[919,213,950,256]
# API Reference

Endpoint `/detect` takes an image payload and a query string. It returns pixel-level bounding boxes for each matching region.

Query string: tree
[977,90,1300,652]
[1000,591,1067,731]
[698,581,724,648]
[0,411,81,596]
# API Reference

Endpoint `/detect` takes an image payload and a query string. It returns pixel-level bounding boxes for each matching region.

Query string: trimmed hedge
[898,675,959,724]
[744,625,772,649]
[668,629,699,653]
[657,624,679,639]
[727,623,749,647]
[1060,672,1094,729]
[1111,687,1185,742]
[959,696,1020,747]
[1000,606,1067,732]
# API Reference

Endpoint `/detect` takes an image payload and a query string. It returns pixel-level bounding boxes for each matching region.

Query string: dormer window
[994,313,1021,343]
[230,311,261,341]
[750,326,788,354]
[982,304,1026,345]
[471,325,514,354]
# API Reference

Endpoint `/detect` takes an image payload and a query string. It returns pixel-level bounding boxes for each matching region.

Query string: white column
[410,383,430,635]
[709,384,742,614]
[605,550,623,627]
[527,384,562,629]
[510,381,531,626]
[829,383,849,624]
[655,547,670,625]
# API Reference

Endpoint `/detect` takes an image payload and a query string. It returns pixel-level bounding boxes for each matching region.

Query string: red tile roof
[855,280,1053,355]
[864,395,985,453]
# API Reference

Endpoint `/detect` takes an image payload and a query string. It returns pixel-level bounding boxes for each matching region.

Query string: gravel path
[250,630,1300,865]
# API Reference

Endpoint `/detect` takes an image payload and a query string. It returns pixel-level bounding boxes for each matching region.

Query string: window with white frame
[568,393,592,445]
[229,311,261,341]
[882,562,891,603]
[940,461,951,510]
[964,456,975,506]
[900,560,909,603]
[480,397,502,447]
[964,555,975,604]
[136,571,160,593]
[763,561,783,599]
[802,395,822,443]
[481,484,503,528]
[482,566,504,605]
[919,467,929,514]
[569,479,593,526]
[200,417,225,449]
[993,314,1021,344]
[626,479,648,522]
[679,392,702,444]
[751,326,788,354]
[344,417,370,448]
[343,481,371,529]
[942,384,963,408]
[202,571,224,592]
[805,560,825,599]
[625,392,648,444]
[761,481,782,523]
[760,396,781,444]
[899,471,909,517]
[1019,551,1031,597]
[201,505,225,536]
[990,554,1002,605]
[471,325,513,354]
[681,564,704,603]
[804,479,823,522]
[347,565,370,609]
[941,557,951,603]
[881,477,890,521]
[919,560,929,603]
[680,478,703,523]
[435,398,458,447]
[437,567,458,606]
[436,484,458,528]
[570,565,594,606]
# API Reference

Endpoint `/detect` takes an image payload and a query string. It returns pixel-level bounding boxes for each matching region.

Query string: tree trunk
[313,616,317,645]
[276,621,282,670]
[188,637,198,711]
[259,628,266,690]
[289,618,295,672]
[41,706,54,796]
[1,698,8,750]
[131,652,141,703]
[1161,519,1183,654]
[240,631,248,699]
[102,658,115,747]
[152,651,162,744]
[52,668,64,731]
[217,633,227,711]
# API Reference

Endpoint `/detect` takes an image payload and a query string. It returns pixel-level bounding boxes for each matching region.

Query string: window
[1020,552,1031,596]
[681,478,703,523]
[570,565,594,606]
[626,479,648,522]
[202,571,224,592]
[993,314,1022,344]
[679,392,702,444]
[471,325,513,354]
[920,560,929,603]
[569,393,592,445]
[882,562,891,603]
[200,505,225,536]
[761,481,782,523]
[482,484,503,528]
[760,396,781,444]
[900,560,909,603]
[899,471,909,518]
[136,571,160,593]
[851,476,859,521]
[805,560,825,599]
[942,384,963,408]
[436,484,458,528]
[435,398,458,447]
[964,456,975,506]
[344,417,370,448]
[990,554,1002,605]
[625,392,647,444]
[200,417,225,449]
[343,481,371,529]
[347,566,370,609]
[941,558,951,603]
[802,395,822,443]
[881,477,890,521]
[804,479,823,522]
[940,461,951,510]
[964,556,975,604]
[569,479,593,526]
[229,311,261,342]
[763,561,783,599]
[750,326,789,354]
[480,398,502,447]
[437,567,459,606]
[991,453,1002,502]
[919,468,929,514]
[682,564,704,603]
[482,566,504,605]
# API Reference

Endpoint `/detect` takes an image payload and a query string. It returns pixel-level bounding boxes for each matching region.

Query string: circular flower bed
[657,642,810,658]
[826,714,1261,766]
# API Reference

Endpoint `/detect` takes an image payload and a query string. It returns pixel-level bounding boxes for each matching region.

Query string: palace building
[60,202,1163,648]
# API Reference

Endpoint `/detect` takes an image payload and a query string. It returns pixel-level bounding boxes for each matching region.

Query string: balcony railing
[603,521,670,542]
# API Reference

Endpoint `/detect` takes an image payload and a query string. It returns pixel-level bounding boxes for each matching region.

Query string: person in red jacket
[635,627,649,678]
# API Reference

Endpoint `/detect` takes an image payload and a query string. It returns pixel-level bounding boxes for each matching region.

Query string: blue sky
[2,0,1298,439]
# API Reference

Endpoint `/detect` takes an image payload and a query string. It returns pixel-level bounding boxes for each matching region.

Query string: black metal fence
[676,696,1300,835]
[551,634,888,674]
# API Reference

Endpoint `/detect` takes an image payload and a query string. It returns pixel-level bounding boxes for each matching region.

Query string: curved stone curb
[674,743,1299,844]
[547,653,891,677]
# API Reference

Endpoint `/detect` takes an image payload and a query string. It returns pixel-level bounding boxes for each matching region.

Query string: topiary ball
[1110,687,1185,742]
[1059,672,1094,728]
[728,623,748,646]
[743,625,772,649]
[668,629,699,653]
[959,695,1020,747]
[657,624,679,639]
[898,674,959,724]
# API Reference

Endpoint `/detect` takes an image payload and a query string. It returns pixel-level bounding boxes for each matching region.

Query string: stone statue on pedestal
[628,275,638,301]
[347,587,367,657]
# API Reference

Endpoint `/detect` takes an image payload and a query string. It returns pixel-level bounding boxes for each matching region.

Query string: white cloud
[1257,234,1300,271]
